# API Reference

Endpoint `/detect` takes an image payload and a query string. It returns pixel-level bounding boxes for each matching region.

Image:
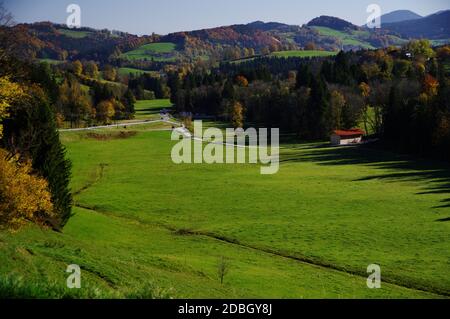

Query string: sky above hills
[4,0,450,35]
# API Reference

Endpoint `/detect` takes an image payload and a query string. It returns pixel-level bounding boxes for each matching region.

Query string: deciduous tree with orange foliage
[235,75,249,87]
[231,101,244,128]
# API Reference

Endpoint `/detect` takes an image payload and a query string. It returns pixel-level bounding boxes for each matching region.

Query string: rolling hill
[382,10,450,39]
[307,15,359,31]
[380,10,422,25]
[15,9,450,68]
[121,42,178,62]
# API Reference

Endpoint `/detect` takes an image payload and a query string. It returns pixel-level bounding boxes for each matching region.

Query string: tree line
[1,14,72,230]
[169,40,450,160]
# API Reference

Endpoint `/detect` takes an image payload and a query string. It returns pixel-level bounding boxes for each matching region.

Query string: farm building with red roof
[331,129,365,145]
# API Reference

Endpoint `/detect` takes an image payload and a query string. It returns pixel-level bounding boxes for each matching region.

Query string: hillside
[382,10,450,39]
[2,126,449,298]
[380,10,422,25]
[14,22,157,62]
[307,15,359,31]
[12,10,450,68]
[162,23,283,50]
[1,1,450,301]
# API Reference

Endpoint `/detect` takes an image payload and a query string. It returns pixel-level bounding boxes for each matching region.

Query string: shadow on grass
[136,107,167,117]
[280,143,450,220]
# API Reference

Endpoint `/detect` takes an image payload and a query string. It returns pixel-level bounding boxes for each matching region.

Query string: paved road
[59,119,181,132]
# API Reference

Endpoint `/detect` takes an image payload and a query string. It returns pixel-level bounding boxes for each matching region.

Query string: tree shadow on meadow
[136,107,167,117]
[280,143,450,220]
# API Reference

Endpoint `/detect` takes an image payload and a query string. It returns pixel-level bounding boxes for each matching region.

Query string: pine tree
[296,64,312,88]
[222,79,235,100]
[122,89,136,118]
[307,76,331,139]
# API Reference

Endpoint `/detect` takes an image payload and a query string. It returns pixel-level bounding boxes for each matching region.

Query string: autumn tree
[84,61,99,79]
[103,65,117,81]
[111,98,125,120]
[96,100,116,124]
[3,85,72,228]
[423,74,439,98]
[329,90,346,130]
[56,77,93,127]
[0,76,24,138]
[235,75,249,87]
[231,101,244,128]
[436,46,450,59]
[261,47,271,56]
[359,82,371,134]
[404,40,435,62]
[0,148,55,230]
[71,60,83,76]
[305,42,316,51]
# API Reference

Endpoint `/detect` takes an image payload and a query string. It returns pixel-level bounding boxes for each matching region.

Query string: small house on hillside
[331,129,365,146]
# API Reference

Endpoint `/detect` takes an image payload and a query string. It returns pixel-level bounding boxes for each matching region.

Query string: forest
[1,1,450,301]
[170,41,450,160]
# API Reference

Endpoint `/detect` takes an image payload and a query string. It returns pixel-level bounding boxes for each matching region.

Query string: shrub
[0,148,55,230]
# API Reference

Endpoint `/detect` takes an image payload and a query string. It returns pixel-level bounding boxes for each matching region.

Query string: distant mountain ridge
[382,10,450,39]
[380,10,422,25]
[13,9,450,64]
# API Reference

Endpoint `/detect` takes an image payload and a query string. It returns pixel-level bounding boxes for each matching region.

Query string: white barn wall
[330,134,363,146]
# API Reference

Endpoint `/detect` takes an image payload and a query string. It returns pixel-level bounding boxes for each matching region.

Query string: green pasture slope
[311,26,375,49]
[271,50,337,58]
[134,99,173,120]
[1,117,449,298]
[57,28,92,39]
[231,50,337,64]
[121,42,178,62]
[117,67,156,77]
[38,58,64,65]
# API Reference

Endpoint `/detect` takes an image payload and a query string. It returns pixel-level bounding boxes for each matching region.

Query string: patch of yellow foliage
[0,76,25,139]
[0,148,55,230]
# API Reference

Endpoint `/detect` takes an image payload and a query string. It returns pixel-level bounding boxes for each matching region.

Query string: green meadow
[121,42,178,62]
[311,26,375,49]
[57,28,92,39]
[117,67,157,77]
[230,50,337,64]
[133,99,173,120]
[271,50,337,58]
[38,58,64,65]
[1,102,449,298]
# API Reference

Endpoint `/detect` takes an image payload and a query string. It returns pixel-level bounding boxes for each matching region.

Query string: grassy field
[118,67,156,77]
[271,50,338,58]
[134,99,173,120]
[121,42,178,62]
[230,50,337,64]
[1,114,449,298]
[57,29,92,39]
[38,58,64,65]
[311,26,375,49]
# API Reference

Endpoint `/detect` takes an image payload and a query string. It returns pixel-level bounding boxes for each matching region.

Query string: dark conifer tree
[3,90,72,229]
[122,89,136,118]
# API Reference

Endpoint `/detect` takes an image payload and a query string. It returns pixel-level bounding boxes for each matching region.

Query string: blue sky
[4,0,450,35]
